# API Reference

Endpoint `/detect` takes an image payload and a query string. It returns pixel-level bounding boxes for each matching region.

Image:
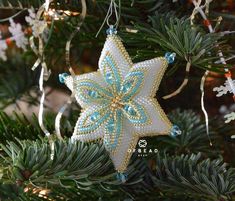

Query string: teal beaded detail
[104,109,123,151]
[74,54,149,152]
[77,108,111,134]
[101,55,122,92]
[123,101,147,124]
[124,105,136,115]
[90,112,100,122]
[75,80,113,105]
[105,72,114,84]
[122,70,144,101]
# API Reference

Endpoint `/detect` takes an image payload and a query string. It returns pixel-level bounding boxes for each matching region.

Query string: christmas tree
[0,0,235,200]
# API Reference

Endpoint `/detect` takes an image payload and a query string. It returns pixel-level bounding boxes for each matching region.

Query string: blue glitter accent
[106,25,117,35]
[122,71,144,101]
[123,101,147,124]
[121,80,133,93]
[77,81,113,99]
[104,110,122,151]
[116,172,127,183]
[105,72,113,84]
[102,55,121,91]
[170,125,181,137]
[165,52,176,64]
[106,117,115,132]
[78,111,111,133]
[107,123,115,132]
[124,105,136,116]
[88,90,99,98]
[90,112,100,122]
[59,73,69,84]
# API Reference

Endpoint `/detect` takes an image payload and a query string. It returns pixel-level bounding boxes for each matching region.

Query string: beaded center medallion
[63,33,175,173]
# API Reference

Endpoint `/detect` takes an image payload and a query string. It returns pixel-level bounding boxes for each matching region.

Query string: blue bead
[90,112,100,122]
[165,52,176,64]
[124,105,136,116]
[116,172,127,183]
[121,81,132,93]
[129,108,136,116]
[170,125,181,137]
[106,72,113,84]
[59,73,69,84]
[88,90,98,98]
[107,118,115,132]
[107,123,115,132]
[106,25,117,35]
[124,105,130,113]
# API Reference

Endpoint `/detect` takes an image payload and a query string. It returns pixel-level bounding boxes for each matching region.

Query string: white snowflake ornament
[61,31,180,174]
[25,7,48,38]
[213,79,235,97]
[0,32,7,61]
[224,112,235,124]
[8,19,28,51]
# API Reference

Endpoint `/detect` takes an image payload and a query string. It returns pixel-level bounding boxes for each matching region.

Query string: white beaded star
[62,32,178,173]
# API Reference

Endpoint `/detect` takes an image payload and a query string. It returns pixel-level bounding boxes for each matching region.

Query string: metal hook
[96,0,121,37]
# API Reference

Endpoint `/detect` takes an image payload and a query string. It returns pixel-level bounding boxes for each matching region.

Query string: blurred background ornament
[224,112,235,124]
[25,7,48,38]
[213,79,235,97]
[8,18,28,51]
[0,31,7,61]
[190,0,235,142]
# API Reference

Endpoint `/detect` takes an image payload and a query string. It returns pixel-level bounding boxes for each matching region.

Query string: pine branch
[0,112,43,143]
[2,142,234,201]
[129,13,227,72]
[154,109,222,156]
[0,138,152,200]
[0,61,39,109]
[154,152,235,201]
[0,109,234,200]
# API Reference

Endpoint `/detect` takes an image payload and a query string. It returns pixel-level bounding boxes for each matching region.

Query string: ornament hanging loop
[96,0,121,37]
[106,0,120,28]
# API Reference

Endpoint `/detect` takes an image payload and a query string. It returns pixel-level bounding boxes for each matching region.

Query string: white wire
[96,0,120,37]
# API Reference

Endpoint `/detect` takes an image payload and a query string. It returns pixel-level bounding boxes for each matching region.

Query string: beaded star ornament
[60,27,180,178]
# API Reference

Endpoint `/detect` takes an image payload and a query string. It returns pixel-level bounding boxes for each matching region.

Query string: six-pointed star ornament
[61,31,180,173]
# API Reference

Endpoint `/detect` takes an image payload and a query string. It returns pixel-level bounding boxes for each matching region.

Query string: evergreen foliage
[0,0,235,200]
